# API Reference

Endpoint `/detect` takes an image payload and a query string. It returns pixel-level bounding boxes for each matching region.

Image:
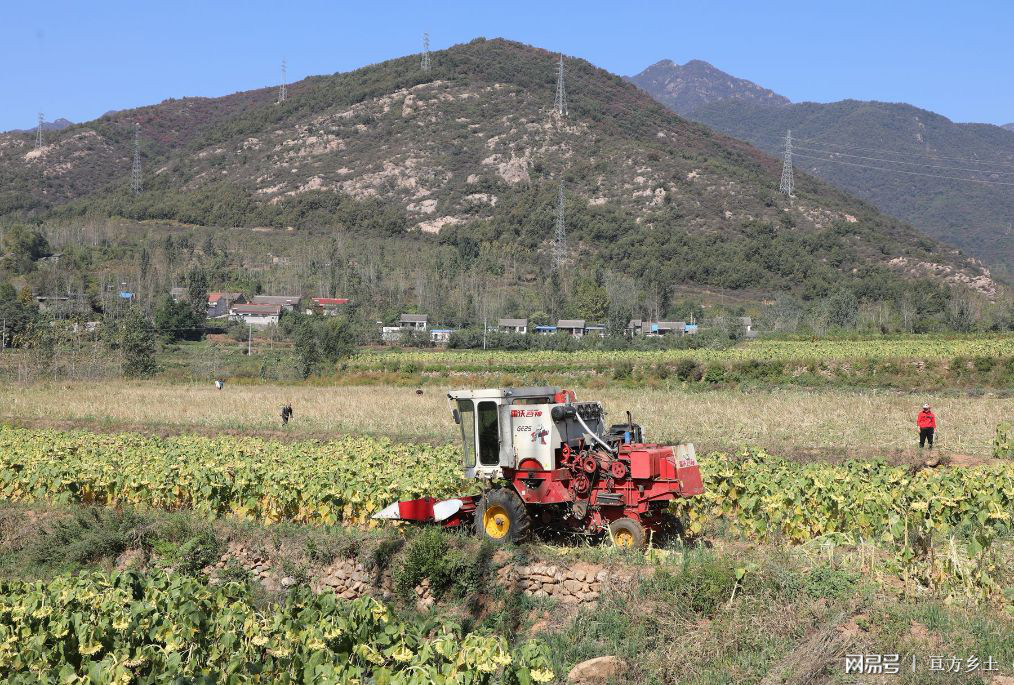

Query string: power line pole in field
[36,113,44,149]
[421,33,431,72]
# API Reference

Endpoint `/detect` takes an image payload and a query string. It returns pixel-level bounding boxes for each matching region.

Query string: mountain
[1003,123,1014,132]
[6,117,73,134]
[629,60,1014,279]
[0,38,996,301]
[626,59,789,115]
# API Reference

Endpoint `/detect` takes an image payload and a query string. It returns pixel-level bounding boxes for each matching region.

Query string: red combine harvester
[374,387,704,548]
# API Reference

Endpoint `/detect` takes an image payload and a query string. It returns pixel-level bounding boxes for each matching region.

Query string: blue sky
[4,0,1012,132]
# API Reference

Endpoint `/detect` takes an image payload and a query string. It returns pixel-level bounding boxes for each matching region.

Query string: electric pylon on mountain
[779,129,794,197]
[279,59,287,103]
[554,54,567,117]
[421,33,431,72]
[131,123,142,195]
[36,113,43,149]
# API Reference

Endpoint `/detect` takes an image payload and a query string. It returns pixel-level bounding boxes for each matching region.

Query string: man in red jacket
[917,404,936,449]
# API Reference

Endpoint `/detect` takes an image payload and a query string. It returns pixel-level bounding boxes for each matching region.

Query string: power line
[793,145,1014,176]
[792,151,1014,187]
[779,130,794,196]
[554,54,567,117]
[749,131,1014,171]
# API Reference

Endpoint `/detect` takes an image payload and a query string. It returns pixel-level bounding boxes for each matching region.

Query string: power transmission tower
[554,54,567,116]
[553,182,567,270]
[779,129,794,197]
[131,123,142,194]
[421,32,431,72]
[278,59,287,102]
[36,113,44,149]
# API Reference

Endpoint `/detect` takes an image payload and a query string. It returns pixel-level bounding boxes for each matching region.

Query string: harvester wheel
[475,488,530,545]
[609,517,646,549]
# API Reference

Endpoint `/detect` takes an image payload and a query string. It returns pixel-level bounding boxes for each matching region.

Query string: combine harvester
[374,387,703,548]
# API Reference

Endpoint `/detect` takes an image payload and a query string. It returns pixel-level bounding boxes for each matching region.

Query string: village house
[534,325,558,335]
[207,292,245,318]
[251,295,301,311]
[430,328,454,344]
[306,297,350,316]
[230,303,282,327]
[169,287,187,302]
[626,319,689,336]
[399,314,428,330]
[497,318,528,334]
[556,319,586,337]
[381,326,404,343]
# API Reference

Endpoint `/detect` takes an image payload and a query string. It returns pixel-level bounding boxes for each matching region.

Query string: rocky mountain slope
[626,59,789,115]
[0,39,996,298]
[629,60,1014,279]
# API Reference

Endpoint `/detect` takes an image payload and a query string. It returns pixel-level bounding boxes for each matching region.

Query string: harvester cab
[373,387,703,548]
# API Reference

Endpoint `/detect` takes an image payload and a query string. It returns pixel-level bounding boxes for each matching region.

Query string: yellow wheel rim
[614,528,635,547]
[483,505,511,539]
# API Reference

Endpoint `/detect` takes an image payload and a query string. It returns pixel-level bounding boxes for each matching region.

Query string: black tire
[474,488,531,545]
[608,517,646,549]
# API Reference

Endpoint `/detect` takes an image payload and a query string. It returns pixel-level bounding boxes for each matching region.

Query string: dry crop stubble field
[3,380,1010,459]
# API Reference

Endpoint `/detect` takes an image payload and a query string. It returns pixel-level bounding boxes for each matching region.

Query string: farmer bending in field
[917,404,936,449]
[281,404,293,426]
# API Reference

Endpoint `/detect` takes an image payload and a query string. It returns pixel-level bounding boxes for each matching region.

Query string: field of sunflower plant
[0,571,555,684]
[3,426,1014,547]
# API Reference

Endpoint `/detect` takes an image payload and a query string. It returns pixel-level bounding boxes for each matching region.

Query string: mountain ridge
[629,59,1014,279]
[0,38,997,300]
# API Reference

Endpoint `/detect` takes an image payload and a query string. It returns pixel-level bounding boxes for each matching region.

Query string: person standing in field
[917,404,936,449]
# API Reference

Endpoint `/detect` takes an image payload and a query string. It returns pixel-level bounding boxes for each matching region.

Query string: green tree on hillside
[0,225,50,274]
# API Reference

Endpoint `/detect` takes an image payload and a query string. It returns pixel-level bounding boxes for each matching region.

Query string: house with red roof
[207,292,245,318]
[306,297,351,316]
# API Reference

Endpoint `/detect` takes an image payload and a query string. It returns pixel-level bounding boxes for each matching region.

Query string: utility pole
[421,33,431,72]
[36,113,44,149]
[779,129,794,197]
[482,318,487,350]
[278,59,287,103]
[552,181,567,270]
[131,123,142,194]
[247,324,253,355]
[554,54,567,117]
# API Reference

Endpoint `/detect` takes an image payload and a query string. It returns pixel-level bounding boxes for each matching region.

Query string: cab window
[477,401,500,466]
[457,400,476,468]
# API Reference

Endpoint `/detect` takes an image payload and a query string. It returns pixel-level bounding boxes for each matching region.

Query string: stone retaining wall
[205,544,645,609]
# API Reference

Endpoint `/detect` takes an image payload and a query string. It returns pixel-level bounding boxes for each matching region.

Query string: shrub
[803,564,860,601]
[674,359,702,382]
[642,552,737,616]
[994,422,1014,459]
[394,528,467,599]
